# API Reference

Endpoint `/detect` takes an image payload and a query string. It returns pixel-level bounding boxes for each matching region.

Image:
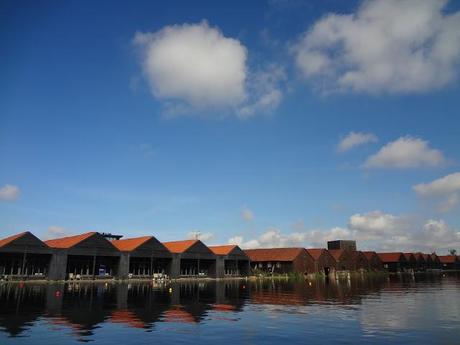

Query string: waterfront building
[413,253,426,271]
[163,240,217,278]
[0,231,51,280]
[328,249,355,271]
[245,248,315,275]
[421,253,434,269]
[111,236,172,279]
[327,240,357,251]
[208,245,250,277]
[45,232,120,280]
[403,253,417,270]
[430,253,441,269]
[352,251,369,271]
[306,248,337,276]
[362,251,383,271]
[377,252,407,273]
[438,255,459,270]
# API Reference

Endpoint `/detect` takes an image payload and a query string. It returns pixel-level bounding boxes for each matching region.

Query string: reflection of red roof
[163,240,199,253]
[0,231,28,248]
[111,236,152,252]
[209,245,238,255]
[163,307,196,323]
[306,248,326,260]
[244,248,306,262]
[213,304,236,312]
[110,310,146,329]
[45,232,96,249]
[438,255,457,264]
[377,252,404,263]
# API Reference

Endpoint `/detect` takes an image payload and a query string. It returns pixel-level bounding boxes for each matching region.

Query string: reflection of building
[111,236,172,279]
[163,240,217,278]
[0,232,52,280]
[45,232,120,280]
[209,245,250,277]
[245,248,315,275]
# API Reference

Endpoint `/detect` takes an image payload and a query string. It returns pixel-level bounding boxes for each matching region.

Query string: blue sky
[1,0,460,253]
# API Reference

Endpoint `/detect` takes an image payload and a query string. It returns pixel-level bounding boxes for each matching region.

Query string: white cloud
[0,184,20,201]
[134,21,284,117]
[228,211,460,253]
[43,226,68,240]
[293,0,460,94]
[363,136,446,169]
[338,132,378,152]
[241,207,254,221]
[187,231,214,242]
[414,172,460,212]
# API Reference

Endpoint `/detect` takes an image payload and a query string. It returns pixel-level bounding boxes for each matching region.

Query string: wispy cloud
[0,184,20,201]
[338,132,378,152]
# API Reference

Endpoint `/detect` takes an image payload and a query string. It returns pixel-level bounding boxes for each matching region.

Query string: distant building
[328,249,355,271]
[362,251,383,271]
[377,252,407,273]
[438,255,459,270]
[245,248,314,275]
[306,248,337,276]
[327,240,356,251]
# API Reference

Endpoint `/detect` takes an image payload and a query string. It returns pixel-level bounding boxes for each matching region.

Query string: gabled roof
[438,255,458,264]
[414,253,426,261]
[111,236,153,252]
[421,253,433,261]
[377,252,405,263]
[362,251,378,260]
[208,245,238,255]
[44,232,97,249]
[0,231,29,248]
[328,249,349,261]
[403,253,416,261]
[306,248,327,260]
[244,248,306,262]
[163,240,199,254]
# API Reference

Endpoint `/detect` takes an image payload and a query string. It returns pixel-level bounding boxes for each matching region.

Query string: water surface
[0,274,459,344]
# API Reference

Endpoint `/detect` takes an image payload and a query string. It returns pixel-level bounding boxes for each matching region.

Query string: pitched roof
[208,245,238,255]
[162,240,199,254]
[438,255,458,264]
[0,231,29,248]
[414,253,426,261]
[111,236,153,252]
[44,232,97,249]
[362,251,378,260]
[328,249,348,261]
[377,252,404,263]
[244,248,306,262]
[306,248,327,260]
[403,253,416,261]
[421,253,433,261]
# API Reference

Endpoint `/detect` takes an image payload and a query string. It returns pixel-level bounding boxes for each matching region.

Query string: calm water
[0,275,459,345]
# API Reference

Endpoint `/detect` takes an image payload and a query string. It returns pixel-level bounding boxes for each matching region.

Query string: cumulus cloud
[363,136,446,169]
[338,131,378,152]
[0,184,20,201]
[241,207,254,221]
[134,21,284,117]
[293,0,460,94]
[187,231,214,242]
[43,226,68,240]
[414,172,460,212]
[228,211,460,253]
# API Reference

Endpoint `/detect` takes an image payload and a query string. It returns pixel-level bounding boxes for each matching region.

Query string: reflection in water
[0,274,459,344]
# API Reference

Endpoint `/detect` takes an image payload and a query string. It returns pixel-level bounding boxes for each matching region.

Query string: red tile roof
[328,249,348,261]
[0,231,29,248]
[438,255,458,264]
[244,248,306,262]
[208,245,238,255]
[306,248,327,260]
[377,252,404,263]
[111,236,153,252]
[44,232,96,249]
[362,251,378,260]
[163,240,199,254]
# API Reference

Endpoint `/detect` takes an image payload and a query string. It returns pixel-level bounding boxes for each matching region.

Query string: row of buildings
[0,232,459,281]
